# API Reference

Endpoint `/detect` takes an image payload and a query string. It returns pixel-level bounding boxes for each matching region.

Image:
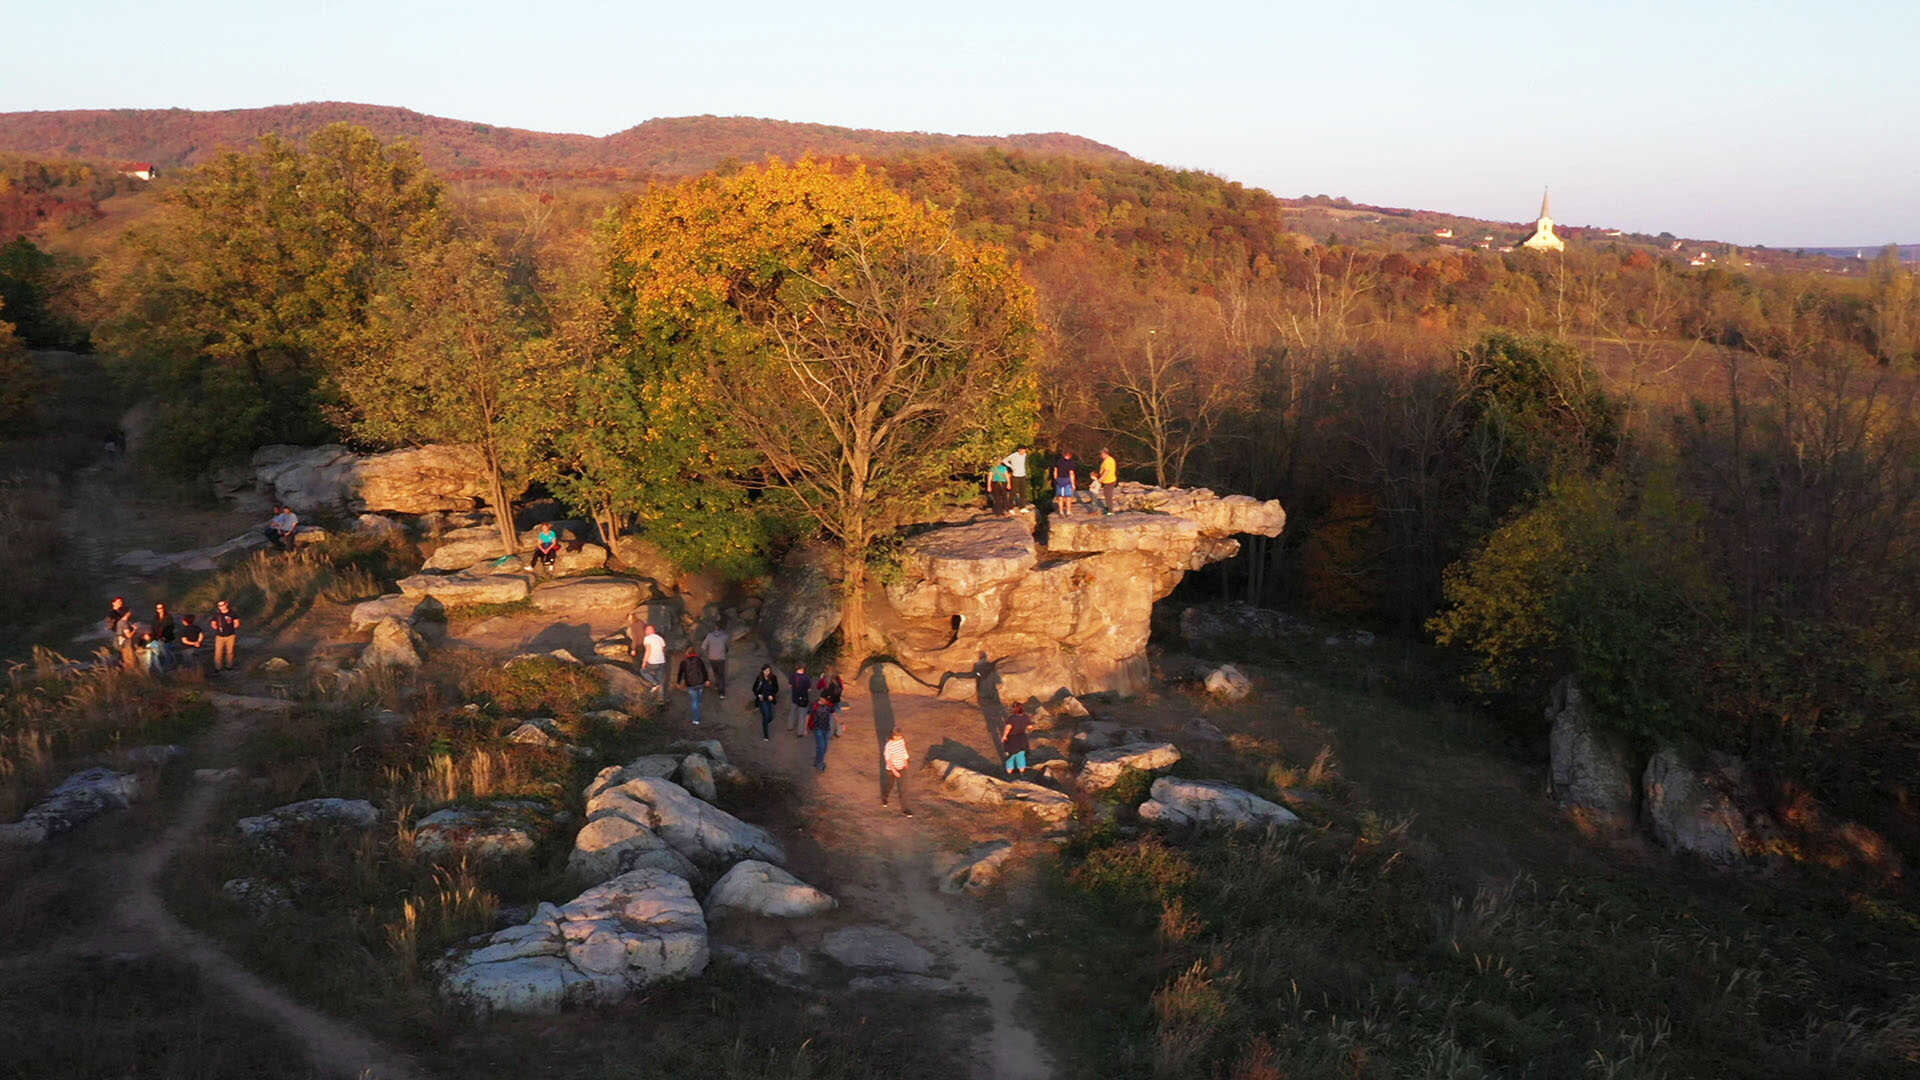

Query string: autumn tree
[610,159,1041,656]
[334,239,532,549]
[100,124,450,471]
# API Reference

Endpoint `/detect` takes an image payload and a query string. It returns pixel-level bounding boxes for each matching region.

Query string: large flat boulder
[0,767,142,847]
[820,926,934,973]
[530,577,644,614]
[349,593,432,632]
[397,572,529,606]
[255,444,497,514]
[1077,742,1181,791]
[924,758,1075,825]
[760,542,841,659]
[415,800,557,865]
[1137,778,1300,830]
[704,860,837,920]
[567,811,700,885]
[900,516,1037,597]
[586,776,783,868]
[1046,512,1201,556]
[1547,679,1637,827]
[237,797,379,841]
[441,868,707,1015]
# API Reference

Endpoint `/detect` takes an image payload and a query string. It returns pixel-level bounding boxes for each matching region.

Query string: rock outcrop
[253,444,498,515]
[1546,679,1637,827]
[1077,742,1182,791]
[1137,778,1301,830]
[440,868,708,1015]
[0,767,143,846]
[923,756,1075,825]
[237,798,380,841]
[414,800,558,865]
[937,840,1016,894]
[530,577,644,614]
[1644,747,1776,866]
[359,616,424,670]
[704,860,837,920]
[397,571,530,606]
[762,542,841,659]
[869,485,1284,701]
[582,774,783,869]
[1203,664,1253,701]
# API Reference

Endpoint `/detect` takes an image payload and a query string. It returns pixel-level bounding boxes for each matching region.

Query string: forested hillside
[0,103,1127,175]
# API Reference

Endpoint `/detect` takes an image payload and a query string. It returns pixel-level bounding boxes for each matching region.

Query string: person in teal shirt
[988,461,1012,515]
[533,524,560,574]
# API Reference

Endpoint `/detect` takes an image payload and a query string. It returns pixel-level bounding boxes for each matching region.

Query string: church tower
[1521,188,1564,252]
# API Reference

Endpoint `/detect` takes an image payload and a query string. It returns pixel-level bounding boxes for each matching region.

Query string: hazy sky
[7,0,1916,246]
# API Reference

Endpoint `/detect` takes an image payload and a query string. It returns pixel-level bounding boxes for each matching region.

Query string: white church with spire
[1521,188,1564,252]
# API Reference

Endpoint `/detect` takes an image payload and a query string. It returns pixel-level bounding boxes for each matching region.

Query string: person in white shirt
[881,729,911,816]
[265,505,299,551]
[700,622,733,698]
[641,624,668,693]
[1003,447,1030,507]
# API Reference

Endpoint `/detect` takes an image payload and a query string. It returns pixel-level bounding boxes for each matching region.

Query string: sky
[5,0,1917,247]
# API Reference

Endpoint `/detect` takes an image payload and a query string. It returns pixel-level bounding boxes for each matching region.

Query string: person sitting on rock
[264,505,299,552]
[532,523,560,575]
[1000,702,1033,777]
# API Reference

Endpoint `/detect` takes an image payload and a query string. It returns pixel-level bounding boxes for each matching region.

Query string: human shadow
[867,664,898,801]
[525,620,594,657]
[972,651,1007,769]
[923,737,1001,778]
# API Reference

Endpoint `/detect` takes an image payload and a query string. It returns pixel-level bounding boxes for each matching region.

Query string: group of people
[263,505,301,551]
[103,594,242,676]
[987,446,1120,517]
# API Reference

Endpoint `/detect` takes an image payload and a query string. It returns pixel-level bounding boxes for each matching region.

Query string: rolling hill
[0,102,1130,176]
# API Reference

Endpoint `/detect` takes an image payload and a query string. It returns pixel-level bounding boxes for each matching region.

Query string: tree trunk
[488,467,517,553]
[839,546,870,670]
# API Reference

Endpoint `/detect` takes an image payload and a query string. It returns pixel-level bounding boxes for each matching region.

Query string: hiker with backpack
[807,698,835,771]
[788,663,814,736]
[675,647,711,726]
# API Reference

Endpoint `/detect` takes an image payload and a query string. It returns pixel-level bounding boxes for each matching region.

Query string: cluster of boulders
[440,739,847,1015]
[1546,679,1900,877]
[0,766,146,846]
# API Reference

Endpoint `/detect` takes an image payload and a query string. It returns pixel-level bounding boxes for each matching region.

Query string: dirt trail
[99,695,427,1080]
[664,639,1056,1080]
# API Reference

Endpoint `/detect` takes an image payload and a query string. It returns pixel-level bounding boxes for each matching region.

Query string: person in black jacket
[751,665,780,741]
[675,648,711,726]
[788,664,813,736]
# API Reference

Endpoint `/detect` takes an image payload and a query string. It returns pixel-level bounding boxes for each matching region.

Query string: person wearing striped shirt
[881,729,912,816]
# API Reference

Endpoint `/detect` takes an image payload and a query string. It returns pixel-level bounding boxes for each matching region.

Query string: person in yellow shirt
[1097,448,1118,514]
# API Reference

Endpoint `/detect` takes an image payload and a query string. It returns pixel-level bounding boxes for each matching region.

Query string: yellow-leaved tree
[610,159,1041,659]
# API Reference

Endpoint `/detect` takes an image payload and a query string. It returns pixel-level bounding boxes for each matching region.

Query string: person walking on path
[881,729,912,815]
[807,699,835,771]
[701,622,733,697]
[209,600,241,672]
[1000,702,1033,777]
[115,614,142,672]
[1052,452,1079,517]
[752,665,780,740]
[640,624,669,693]
[1097,448,1119,515]
[265,506,299,552]
[532,523,560,575]
[1003,447,1030,506]
[788,664,814,736]
[987,460,1012,515]
[816,670,847,737]
[675,647,711,726]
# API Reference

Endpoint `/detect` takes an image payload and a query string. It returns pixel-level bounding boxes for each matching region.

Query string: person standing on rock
[987,460,1012,515]
[104,596,132,638]
[701,621,733,698]
[1003,446,1030,506]
[209,600,241,672]
[675,647,711,726]
[640,624,668,693]
[1097,448,1119,515]
[176,615,207,676]
[114,612,142,671]
[532,523,560,576]
[1052,451,1079,517]
[151,602,177,669]
[807,698,834,771]
[752,665,780,740]
[789,663,814,736]
[1000,702,1033,777]
[881,728,912,815]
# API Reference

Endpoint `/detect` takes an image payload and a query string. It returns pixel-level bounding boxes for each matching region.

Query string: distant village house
[120,162,156,181]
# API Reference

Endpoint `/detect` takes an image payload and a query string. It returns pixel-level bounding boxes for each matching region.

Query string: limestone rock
[704,860,837,920]
[669,739,730,765]
[397,572,529,606]
[1546,679,1637,826]
[1071,721,1154,753]
[1644,748,1775,866]
[1077,742,1181,791]
[598,665,659,714]
[848,973,960,995]
[237,797,379,841]
[677,754,717,802]
[0,767,142,847]
[255,443,498,515]
[900,516,1036,597]
[530,576,643,614]
[349,593,431,632]
[441,868,707,1015]
[354,513,408,536]
[359,616,424,670]
[586,776,783,868]
[712,943,814,989]
[567,811,700,886]
[1179,602,1302,650]
[1137,778,1300,830]
[938,840,1015,894]
[122,744,188,768]
[221,877,292,918]
[414,800,554,865]
[924,757,1075,825]
[425,527,510,571]
[761,543,841,658]
[1203,664,1252,701]
[551,543,610,576]
[821,926,934,974]
[1047,512,1201,556]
